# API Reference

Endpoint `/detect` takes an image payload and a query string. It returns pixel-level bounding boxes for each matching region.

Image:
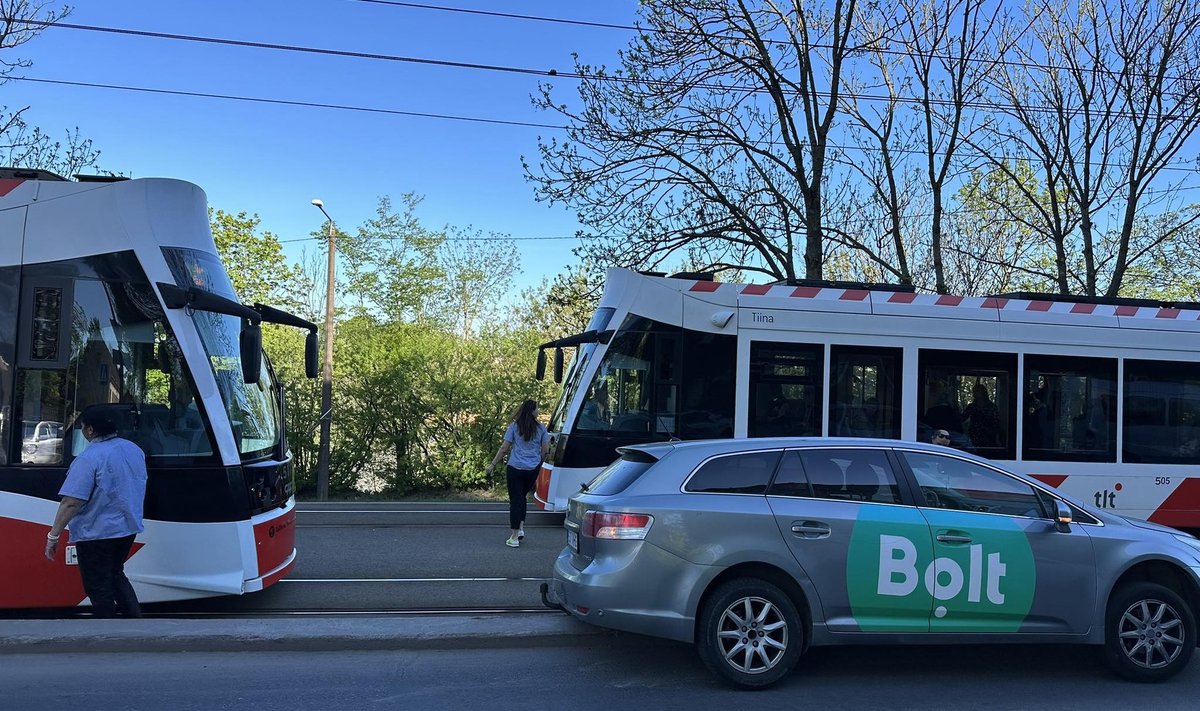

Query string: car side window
[685,450,781,494]
[902,451,1045,517]
[767,450,810,497]
[790,448,902,504]
[1034,487,1100,525]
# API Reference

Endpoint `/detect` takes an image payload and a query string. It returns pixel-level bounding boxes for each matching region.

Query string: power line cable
[10,74,1200,174]
[4,15,1196,122]
[8,76,562,129]
[351,0,1200,87]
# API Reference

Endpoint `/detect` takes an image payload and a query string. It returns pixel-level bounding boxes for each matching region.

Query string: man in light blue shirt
[44,406,148,618]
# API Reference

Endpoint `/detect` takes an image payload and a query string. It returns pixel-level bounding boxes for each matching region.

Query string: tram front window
[164,247,281,460]
[14,276,215,464]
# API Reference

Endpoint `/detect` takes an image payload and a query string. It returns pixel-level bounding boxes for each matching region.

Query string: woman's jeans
[506,465,539,530]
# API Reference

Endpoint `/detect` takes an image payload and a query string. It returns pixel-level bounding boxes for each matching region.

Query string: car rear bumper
[550,544,704,644]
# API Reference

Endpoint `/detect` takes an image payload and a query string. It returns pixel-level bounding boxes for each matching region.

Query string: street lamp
[311,198,336,501]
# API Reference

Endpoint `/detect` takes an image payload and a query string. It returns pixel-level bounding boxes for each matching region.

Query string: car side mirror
[535,349,546,381]
[553,347,564,384]
[1054,500,1073,531]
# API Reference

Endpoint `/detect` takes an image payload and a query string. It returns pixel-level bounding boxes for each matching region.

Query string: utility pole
[311,198,336,501]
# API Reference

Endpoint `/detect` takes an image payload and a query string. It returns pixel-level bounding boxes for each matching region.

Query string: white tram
[0,168,317,608]
[536,267,1200,528]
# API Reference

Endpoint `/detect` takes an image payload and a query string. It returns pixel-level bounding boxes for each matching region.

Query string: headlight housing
[1172,533,1200,561]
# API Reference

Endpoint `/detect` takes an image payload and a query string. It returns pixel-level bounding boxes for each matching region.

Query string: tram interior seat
[610,411,650,433]
[137,404,208,456]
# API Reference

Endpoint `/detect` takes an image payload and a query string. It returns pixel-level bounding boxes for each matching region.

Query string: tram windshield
[163,247,281,460]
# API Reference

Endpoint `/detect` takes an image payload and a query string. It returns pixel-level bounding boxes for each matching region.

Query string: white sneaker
[517,528,525,541]
[505,537,520,548]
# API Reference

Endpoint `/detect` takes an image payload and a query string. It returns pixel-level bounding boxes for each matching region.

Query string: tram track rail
[143,606,563,618]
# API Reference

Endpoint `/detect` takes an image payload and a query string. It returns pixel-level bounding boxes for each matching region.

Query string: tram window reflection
[14,276,215,464]
[1023,354,1116,463]
[917,349,1017,460]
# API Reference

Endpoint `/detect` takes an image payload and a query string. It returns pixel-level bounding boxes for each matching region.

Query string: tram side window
[748,341,823,438]
[679,329,735,439]
[1023,354,1117,462]
[15,277,215,465]
[917,349,1017,459]
[829,346,902,439]
[1124,359,1200,464]
[0,266,17,465]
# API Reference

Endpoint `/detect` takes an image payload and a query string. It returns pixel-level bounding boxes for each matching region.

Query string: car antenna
[657,416,682,442]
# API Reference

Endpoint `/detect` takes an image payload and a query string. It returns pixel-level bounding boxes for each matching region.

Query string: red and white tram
[536,267,1200,529]
[0,168,317,608]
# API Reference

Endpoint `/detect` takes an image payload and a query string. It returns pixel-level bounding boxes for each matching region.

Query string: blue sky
[3,0,641,293]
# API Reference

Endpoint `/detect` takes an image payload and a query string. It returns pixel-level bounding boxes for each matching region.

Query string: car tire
[696,577,803,689]
[1103,581,1195,682]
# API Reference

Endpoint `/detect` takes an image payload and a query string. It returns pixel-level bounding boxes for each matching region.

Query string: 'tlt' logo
[1093,482,1122,508]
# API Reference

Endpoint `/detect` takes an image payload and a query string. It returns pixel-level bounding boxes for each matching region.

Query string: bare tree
[0,4,107,176]
[982,0,1200,296]
[526,0,883,281]
[0,1,69,78]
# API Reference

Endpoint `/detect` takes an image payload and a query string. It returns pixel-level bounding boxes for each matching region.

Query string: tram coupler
[540,582,570,615]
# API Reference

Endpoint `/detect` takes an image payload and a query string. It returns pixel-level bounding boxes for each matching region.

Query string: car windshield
[163,247,280,460]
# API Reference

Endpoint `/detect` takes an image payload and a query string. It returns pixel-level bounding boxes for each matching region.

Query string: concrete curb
[0,613,617,654]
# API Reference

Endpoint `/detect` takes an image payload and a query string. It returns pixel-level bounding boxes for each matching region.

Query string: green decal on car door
[920,510,1038,632]
[847,506,1037,632]
[844,504,935,632]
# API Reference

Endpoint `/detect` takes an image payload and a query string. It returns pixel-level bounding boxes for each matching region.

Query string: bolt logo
[846,506,1036,633]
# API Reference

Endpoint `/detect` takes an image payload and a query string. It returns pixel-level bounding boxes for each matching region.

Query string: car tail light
[582,511,654,540]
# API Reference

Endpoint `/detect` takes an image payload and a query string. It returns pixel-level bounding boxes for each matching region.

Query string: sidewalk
[0,613,611,654]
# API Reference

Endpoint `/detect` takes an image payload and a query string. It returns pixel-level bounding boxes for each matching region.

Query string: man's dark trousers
[75,534,141,618]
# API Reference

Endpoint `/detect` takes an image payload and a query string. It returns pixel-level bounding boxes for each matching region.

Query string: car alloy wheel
[697,577,803,689]
[716,595,789,674]
[1116,598,1185,670]
[1104,581,1195,682]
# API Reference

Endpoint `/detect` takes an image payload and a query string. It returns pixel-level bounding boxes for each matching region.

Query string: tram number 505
[1156,477,1172,486]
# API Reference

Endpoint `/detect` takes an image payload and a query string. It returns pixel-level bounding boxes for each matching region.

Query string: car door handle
[936,534,972,544]
[791,522,831,539]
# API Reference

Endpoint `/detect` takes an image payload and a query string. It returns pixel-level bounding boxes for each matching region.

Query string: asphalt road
[151,501,568,614]
[5,640,1199,710]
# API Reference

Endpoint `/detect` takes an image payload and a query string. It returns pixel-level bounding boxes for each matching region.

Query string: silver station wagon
[543,438,1200,689]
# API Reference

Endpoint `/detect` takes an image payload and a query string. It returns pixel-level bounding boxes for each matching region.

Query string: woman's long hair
[513,399,539,441]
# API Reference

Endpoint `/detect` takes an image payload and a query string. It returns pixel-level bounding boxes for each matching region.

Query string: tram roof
[605,267,1200,334]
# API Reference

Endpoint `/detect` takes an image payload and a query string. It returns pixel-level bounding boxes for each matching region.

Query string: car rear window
[685,450,782,494]
[584,454,656,496]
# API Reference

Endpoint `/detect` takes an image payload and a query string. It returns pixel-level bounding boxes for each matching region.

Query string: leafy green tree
[210,209,311,311]
[336,194,443,322]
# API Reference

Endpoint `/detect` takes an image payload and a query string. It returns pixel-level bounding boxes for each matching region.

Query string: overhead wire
[3,15,1197,122]
[351,0,1200,87]
[2,9,1196,221]
[10,74,1198,175]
